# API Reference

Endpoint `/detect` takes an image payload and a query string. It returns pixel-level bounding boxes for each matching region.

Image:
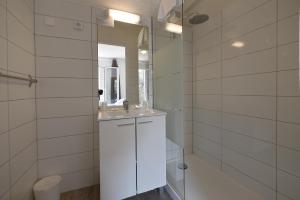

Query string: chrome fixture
[188,13,209,25]
[123,100,129,112]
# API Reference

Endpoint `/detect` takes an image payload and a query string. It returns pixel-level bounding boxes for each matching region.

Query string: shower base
[185,155,264,200]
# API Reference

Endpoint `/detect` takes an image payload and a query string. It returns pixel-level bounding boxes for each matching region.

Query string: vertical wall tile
[35,35,91,59]
[36,57,92,78]
[222,0,276,41]
[37,97,93,118]
[0,163,10,197]
[223,96,276,120]
[10,164,37,200]
[7,0,34,31]
[38,134,92,159]
[222,0,269,24]
[7,42,35,75]
[37,116,93,139]
[223,130,276,166]
[222,24,276,59]
[7,13,34,53]
[278,147,300,177]
[278,15,299,45]
[223,113,276,143]
[0,133,9,166]
[0,6,6,38]
[35,0,91,22]
[10,143,36,185]
[38,152,93,178]
[278,97,300,124]
[0,102,8,134]
[277,170,300,200]
[9,121,36,157]
[223,48,276,77]
[278,0,300,19]
[278,42,299,71]
[222,148,276,189]
[9,99,35,129]
[0,36,7,70]
[278,69,300,97]
[278,122,300,151]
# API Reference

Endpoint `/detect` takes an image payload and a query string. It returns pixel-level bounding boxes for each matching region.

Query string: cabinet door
[136,115,166,194]
[100,119,136,200]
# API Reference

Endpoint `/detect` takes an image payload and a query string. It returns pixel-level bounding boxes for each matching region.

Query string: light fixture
[108,9,140,25]
[165,23,182,34]
[140,50,148,55]
[232,41,245,48]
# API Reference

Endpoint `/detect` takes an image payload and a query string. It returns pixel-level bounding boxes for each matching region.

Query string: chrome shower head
[188,14,209,25]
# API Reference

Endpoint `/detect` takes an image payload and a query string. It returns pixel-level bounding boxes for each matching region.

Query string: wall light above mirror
[108,9,141,25]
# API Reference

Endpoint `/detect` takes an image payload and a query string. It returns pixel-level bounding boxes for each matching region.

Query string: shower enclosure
[153,0,300,200]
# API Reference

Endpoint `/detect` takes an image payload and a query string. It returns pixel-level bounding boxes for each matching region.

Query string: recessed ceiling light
[108,9,140,25]
[232,41,245,48]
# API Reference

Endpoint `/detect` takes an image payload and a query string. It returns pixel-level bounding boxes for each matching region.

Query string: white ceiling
[66,0,160,17]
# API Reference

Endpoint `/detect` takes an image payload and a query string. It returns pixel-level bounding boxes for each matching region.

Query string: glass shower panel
[152,2,185,198]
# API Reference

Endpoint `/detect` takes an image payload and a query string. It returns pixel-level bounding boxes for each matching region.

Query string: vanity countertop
[98,108,167,121]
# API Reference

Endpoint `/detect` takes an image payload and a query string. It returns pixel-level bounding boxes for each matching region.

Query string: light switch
[44,16,55,26]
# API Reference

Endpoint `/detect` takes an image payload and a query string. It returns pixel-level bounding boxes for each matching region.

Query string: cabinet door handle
[117,123,134,127]
[138,121,153,124]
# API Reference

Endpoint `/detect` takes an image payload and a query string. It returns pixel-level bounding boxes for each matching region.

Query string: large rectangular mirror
[97,21,151,107]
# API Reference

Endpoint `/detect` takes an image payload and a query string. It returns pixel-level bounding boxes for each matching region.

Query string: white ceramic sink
[98,108,165,121]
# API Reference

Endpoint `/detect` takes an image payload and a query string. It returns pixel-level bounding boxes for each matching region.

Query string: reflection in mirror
[98,21,150,107]
[98,44,126,106]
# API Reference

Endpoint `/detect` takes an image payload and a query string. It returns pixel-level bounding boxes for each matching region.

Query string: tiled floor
[61,185,172,200]
[61,185,99,200]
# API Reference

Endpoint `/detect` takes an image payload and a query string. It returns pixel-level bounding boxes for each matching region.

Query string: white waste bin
[34,175,62,200]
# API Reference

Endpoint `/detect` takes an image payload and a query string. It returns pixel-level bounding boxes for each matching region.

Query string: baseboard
[165,183,182,200]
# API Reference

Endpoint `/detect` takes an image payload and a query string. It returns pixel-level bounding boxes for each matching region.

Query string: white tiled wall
[34,0,99,192]
[0,0,37,199]
[193,0,300,199]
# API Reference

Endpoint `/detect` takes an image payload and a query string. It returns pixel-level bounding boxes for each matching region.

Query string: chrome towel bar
[0,72,37,87]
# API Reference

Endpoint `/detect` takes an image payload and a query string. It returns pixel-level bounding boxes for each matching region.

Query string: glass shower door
[152,3,185,198]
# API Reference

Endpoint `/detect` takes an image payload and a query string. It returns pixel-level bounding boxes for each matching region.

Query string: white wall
[192,0,300,199]
[35,0,98,192]
[0,0,37,199]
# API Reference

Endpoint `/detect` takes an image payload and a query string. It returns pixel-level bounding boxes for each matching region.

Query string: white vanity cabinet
[136,116,166,194]
[99,118,136,200]
[99,113,166,200]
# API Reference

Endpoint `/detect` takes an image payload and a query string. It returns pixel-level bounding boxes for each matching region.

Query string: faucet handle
[123,100,129,110]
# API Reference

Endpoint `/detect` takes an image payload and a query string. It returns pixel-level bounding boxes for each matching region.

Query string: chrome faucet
[123,100,129,112]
